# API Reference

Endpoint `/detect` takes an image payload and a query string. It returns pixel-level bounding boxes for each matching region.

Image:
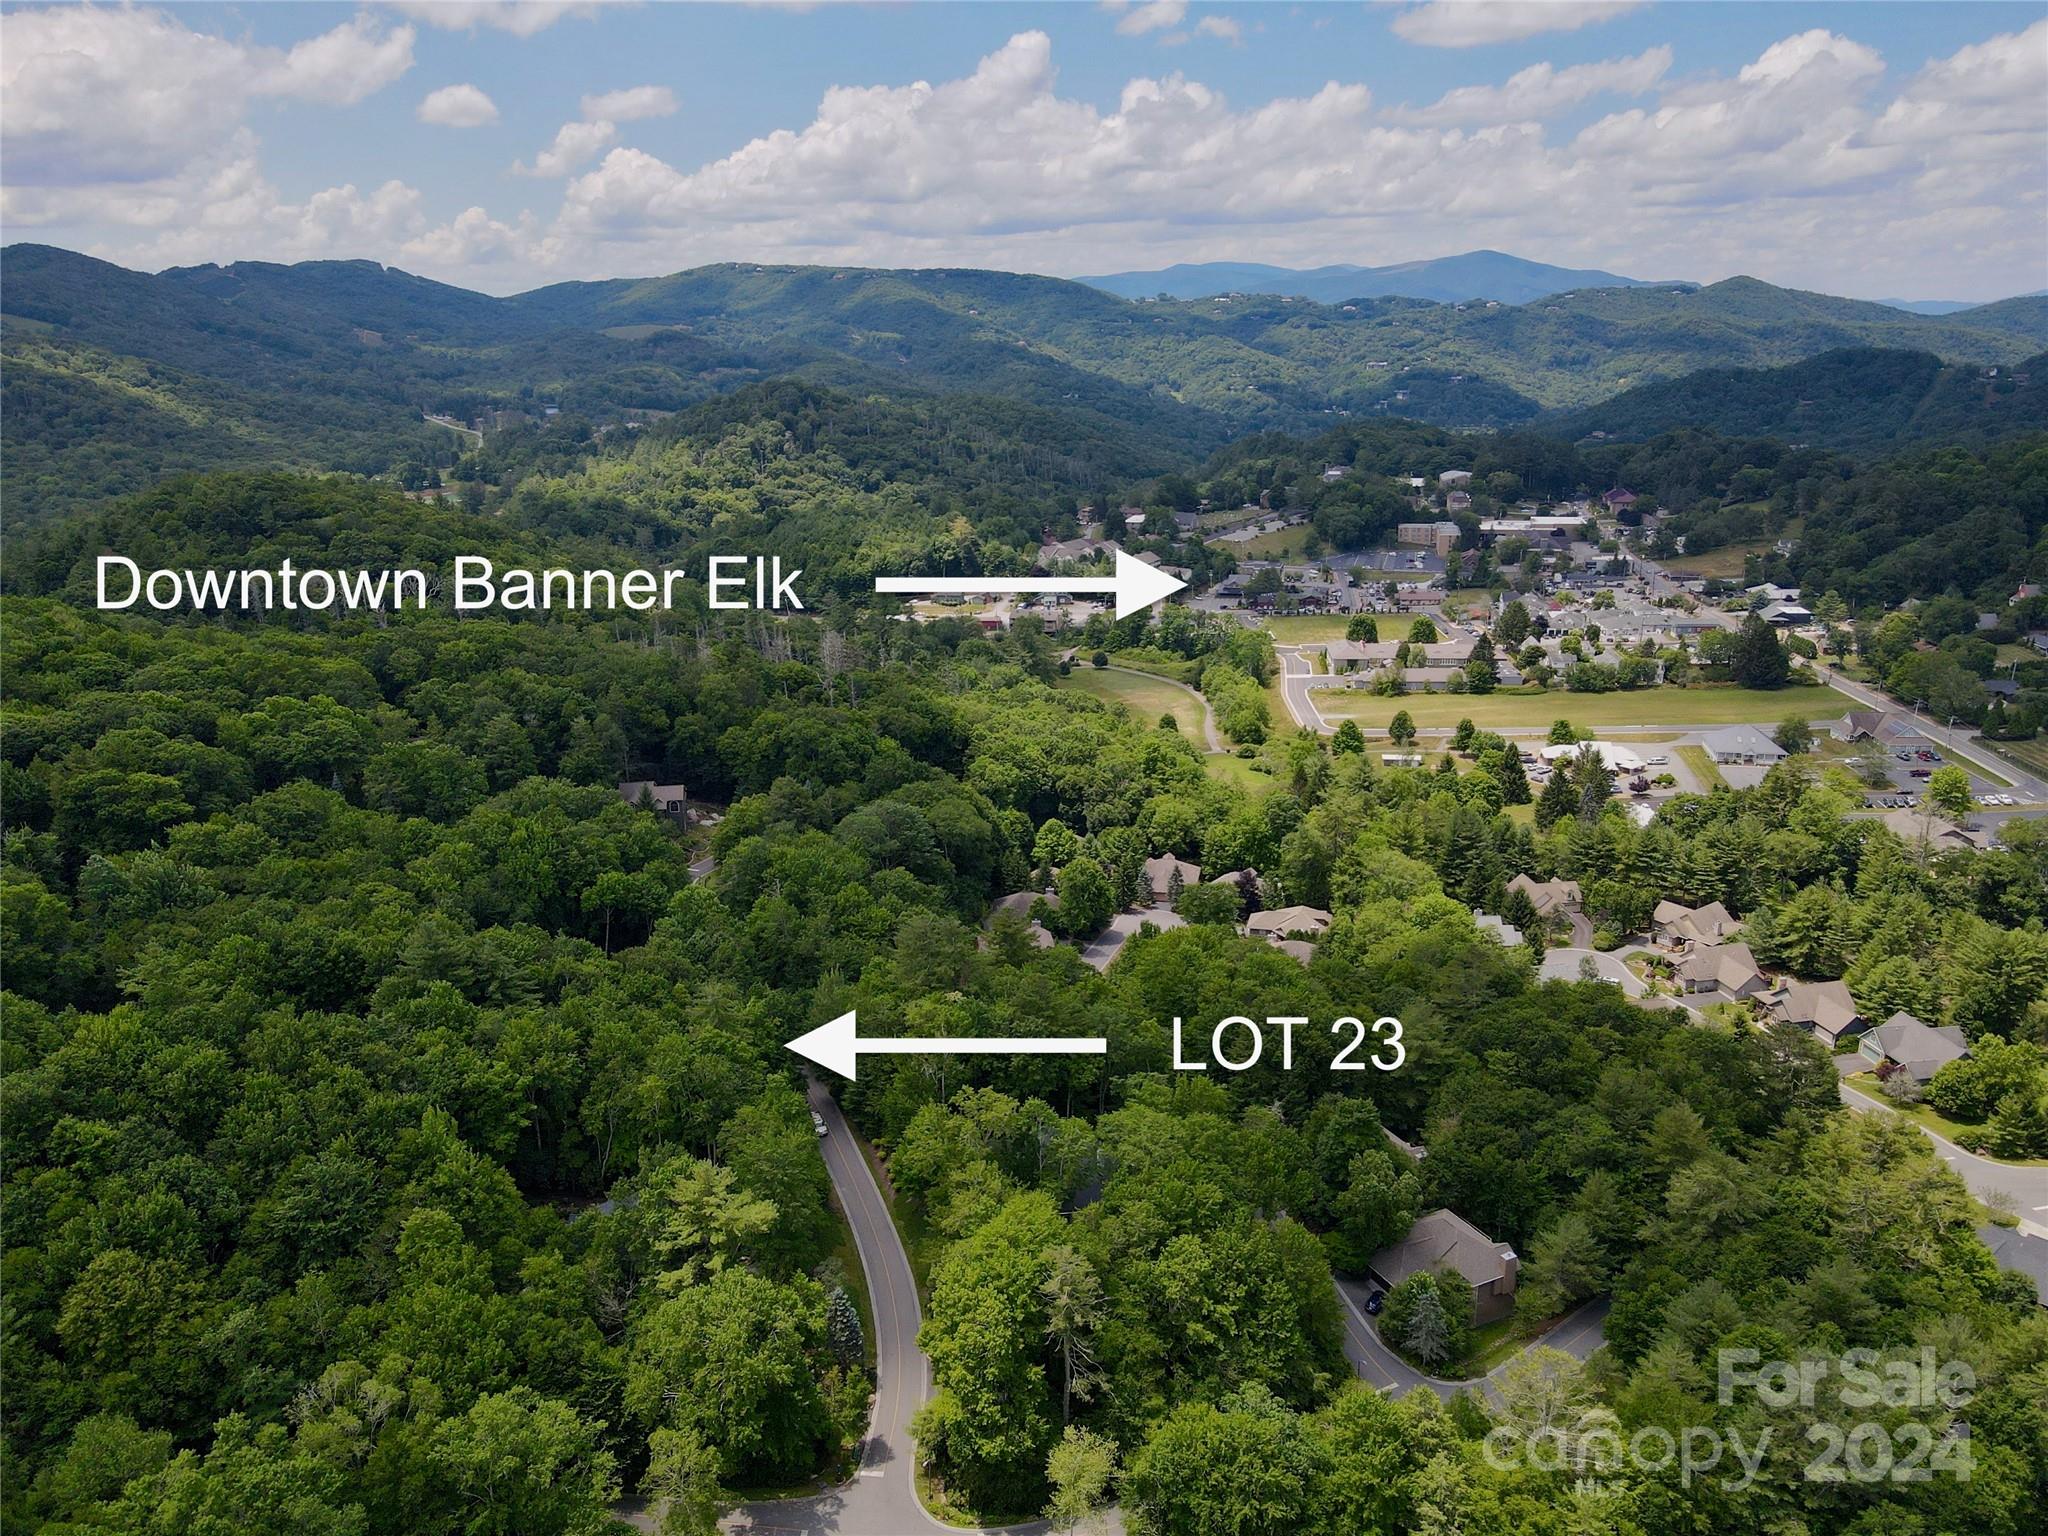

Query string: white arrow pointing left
[786,1010,1108,1081]
[874,548,1185,621]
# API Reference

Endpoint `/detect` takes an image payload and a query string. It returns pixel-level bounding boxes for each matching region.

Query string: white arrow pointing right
[786,1011,1108,1081]
[874,548,1185,621]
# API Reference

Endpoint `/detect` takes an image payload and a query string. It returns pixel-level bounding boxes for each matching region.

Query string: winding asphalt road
[1335,1280,1611,1404]
[723,1080,954,1535]
[1837,1078,2048,1239]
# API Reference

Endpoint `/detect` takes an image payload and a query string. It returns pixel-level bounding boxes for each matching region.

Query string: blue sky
[4,2,2044,300]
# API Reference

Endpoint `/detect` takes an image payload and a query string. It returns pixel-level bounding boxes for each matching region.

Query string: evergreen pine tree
[827,1287,865,1370]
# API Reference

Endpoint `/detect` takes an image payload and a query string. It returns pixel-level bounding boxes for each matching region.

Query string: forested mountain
[1077,248,1667,304]
[8,243,2045,522]
[1543,348,2048,457]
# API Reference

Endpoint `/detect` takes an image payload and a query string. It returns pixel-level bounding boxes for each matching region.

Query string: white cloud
[387,2,604,37]
[1106,1,1189,39]
[403,205,535,266]
[1390,2,1641,49]
[535,26,2046,303]
[418,83,501,127]
[1872,17,2047,146]
[1,7,414,187]
[580,85,679,121]
[517,119,620,177]
[12,16,2045,304]
[1195,16,1242,45]
[259,14,417,105]
[1394,45,1670,123]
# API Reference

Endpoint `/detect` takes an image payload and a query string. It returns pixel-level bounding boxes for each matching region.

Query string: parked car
[1896,751,1913,761]
[1646,754,1669,765]
[811,1111,829,1139]
[1365,1290,1385,1315]
[1910,768,1932,778]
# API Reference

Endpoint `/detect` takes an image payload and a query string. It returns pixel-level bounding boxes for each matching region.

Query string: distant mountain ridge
[1076,249,1671,306]
[1540,346,2048,456]
[5,242,2046,520]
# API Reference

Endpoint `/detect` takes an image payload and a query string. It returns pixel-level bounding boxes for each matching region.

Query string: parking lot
[1854,735,2017,810]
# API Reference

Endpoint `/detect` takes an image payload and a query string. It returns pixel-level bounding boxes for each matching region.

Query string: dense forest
[1544,348,2048,459]
[5,463,2048,1534]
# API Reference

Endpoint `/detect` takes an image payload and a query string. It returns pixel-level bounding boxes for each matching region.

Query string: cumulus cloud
[12,14,2045,304]
[1194,16,1242,45]
[517,119,620,177]
[534,25,2045,303]
[387,2,604,37]
[580,85,679,121]
[261,14,417,104]
[419,83,502,127]
[1,7,414,187]
[1393,45,1670,124]
[1105,1,1188,39]
[1390,2,1641,49]
[403,205,536,266]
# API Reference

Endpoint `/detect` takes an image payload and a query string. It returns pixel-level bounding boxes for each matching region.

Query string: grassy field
[1204,753,1273,792]
[1256,614,1355,644]
[1058,665,1207,737]
[1985,734,2048,781]
[1210,524,1314,559]
[1677,744,1727,789]
[1317,682,1852,732]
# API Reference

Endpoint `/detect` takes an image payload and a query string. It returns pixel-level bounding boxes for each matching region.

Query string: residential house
[1678,940,1767,998]
[1859,1011,1969,1083]
[1142,854,1202,904]
[1761,600,1814,626]
[1368,1209,1520,1326]
[1880,808,1994,850]
[1768,978,1865,1046]
[1977,1225,2048,1308]
[1270,940,1316,967]
[1602,488,1638,513]
[988,888,1058,926]
[1438,469,1473,488]
[1506,873,1582,918]
[1699,725,1788,766]
[618,781,689,819]
[1653,899,1738,949]
[1474,913,1525,947]
[1245,905,1333,940]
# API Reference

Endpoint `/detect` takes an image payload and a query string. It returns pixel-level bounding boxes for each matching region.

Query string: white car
[811,1111,829,1138]
[1646,755,1669,765]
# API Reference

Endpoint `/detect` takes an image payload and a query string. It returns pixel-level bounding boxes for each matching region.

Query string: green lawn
[1318,682,1851,732]
[1677,744,1726,789]
[1058,665,1207,738]
[1209,524,1313,559]
[1841,1075,2048,1167]
[1257,614,1356,644]
[1203,753,1274,792]
[1985,734,2048,782]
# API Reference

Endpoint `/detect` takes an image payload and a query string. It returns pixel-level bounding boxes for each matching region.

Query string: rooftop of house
[1679,940,1763,991]
[1868,1011,1969,1080]
[1370,1208,1517,1290]
[1977,1224,2048,1306]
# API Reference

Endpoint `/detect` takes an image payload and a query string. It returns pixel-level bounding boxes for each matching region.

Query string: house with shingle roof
[1859,1011,1969,1083]
[1653,899,1738,950]
[1369,1209,1519,1326]
[1678,940,1767,998]
[1767,978,1865,1046]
